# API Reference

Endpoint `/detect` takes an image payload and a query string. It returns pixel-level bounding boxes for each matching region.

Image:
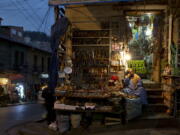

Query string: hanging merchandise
[64,67,72,74]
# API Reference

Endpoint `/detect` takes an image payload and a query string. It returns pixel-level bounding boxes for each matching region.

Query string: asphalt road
[0,103,46,134]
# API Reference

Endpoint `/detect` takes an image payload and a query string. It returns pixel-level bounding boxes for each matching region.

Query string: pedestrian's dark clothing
[0,85,4,96]
[42,88,56,124]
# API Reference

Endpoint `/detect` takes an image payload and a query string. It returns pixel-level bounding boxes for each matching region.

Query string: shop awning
[62,1,167,30]
[8,74,24,81]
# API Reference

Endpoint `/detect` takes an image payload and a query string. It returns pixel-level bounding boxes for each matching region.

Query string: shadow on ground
[6,118,180,135]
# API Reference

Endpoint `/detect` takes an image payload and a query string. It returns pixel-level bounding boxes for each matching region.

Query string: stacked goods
[125,97,142,120]
[56,90,110,99]
[55,85,74,91]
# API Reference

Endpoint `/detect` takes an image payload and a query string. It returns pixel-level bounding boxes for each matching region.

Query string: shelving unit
[109,20,128,74]
[72,29,111,87]
[71,19,130,86]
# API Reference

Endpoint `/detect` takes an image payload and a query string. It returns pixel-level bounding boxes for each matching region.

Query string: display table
[54,90,126,128]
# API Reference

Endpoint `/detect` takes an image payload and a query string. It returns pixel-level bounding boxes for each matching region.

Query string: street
[0,103,46,134]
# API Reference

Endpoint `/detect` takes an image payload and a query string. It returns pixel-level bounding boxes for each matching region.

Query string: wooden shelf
[72,44,110,47]
[55,94,110,99]
[72,37,110,38]
[72,29,111,86]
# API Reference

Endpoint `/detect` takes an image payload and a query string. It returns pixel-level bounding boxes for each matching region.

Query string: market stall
[47,1,150,133]
[54,77,143,132]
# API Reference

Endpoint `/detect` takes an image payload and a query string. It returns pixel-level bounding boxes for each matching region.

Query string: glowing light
[0,78,9,85]
[41,85,48,90]
[40,74,49,79]
[129,23,132,27]
[146,13,152,17]
[125,53,131,61]
[146,28,152,36]
[16,83,25,99]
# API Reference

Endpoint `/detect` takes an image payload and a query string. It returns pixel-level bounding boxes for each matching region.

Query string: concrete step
[146,89,163,96]
[140,113,173,120]
[148,95,164,104]
[145,104,168,113]
[146,88,163,91]
[143,83,161,89]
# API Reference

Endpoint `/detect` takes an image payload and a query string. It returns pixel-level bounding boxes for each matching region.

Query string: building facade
[0,29,51,102]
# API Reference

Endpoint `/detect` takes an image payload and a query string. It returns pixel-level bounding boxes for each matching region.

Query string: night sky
[0,0,54,35]
[0,0,138,35]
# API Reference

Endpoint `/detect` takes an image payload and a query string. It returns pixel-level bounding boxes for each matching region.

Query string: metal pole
[48,6,60,94]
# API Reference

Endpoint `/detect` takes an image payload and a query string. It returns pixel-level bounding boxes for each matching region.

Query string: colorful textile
[123,75,148,105]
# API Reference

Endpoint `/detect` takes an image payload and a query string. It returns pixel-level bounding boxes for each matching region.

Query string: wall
[0,39,12,70]
[0,38,51,89]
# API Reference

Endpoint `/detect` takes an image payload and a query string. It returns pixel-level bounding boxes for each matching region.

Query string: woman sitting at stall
[122,69,148,105]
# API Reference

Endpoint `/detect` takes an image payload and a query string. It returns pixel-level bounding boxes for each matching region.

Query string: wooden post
[168,14,173,64]
[54,6,60,23]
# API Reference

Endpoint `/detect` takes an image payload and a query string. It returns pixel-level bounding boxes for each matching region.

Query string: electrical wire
[15,0,41,27]
[23,0,43,21]
[0,0,47,10]
[43,8,51,33]
[9,0,39,30]
[38,7,50,31]
[0,0,52,33]
[0,8,47,11]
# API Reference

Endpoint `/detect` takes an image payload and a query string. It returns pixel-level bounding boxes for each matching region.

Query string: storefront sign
[40,74,49,79]
[49,0,133,5]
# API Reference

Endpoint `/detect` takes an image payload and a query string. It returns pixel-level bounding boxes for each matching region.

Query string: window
[18,32,22,37]
[47,57,50,72]
[14,51,19,66]
[20,52,24,65]
[11,29,16,35]
[33,55,38,70]
[41,57,44,72]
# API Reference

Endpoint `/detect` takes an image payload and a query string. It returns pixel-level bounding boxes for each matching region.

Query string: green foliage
[129,34,152,57]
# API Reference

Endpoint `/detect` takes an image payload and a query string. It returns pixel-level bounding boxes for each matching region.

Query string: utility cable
[38,7,50,31]
[15,0,41,27]
[43,7,51,33]
[23,0,43,21]
[0,8,46,11]
[9,0,39,30]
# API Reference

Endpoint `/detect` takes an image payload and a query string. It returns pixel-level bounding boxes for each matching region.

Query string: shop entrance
[127,14,154,79]
[126,13,164,80]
